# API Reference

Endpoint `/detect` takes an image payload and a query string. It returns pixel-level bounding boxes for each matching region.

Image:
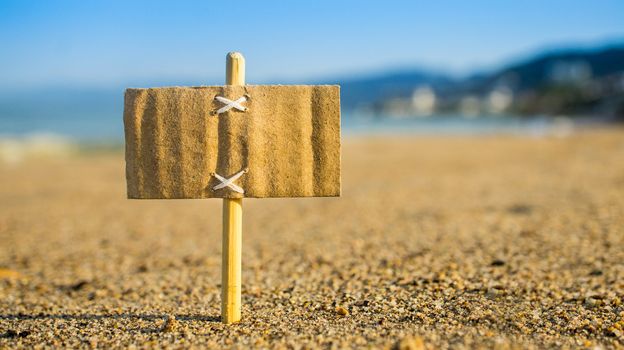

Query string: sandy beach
[1,129,623,349]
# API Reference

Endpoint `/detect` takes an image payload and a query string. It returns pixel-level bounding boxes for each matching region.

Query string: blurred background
[0,0,623,152]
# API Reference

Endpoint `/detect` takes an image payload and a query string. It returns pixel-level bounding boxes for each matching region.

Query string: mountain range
[332,44,624,119]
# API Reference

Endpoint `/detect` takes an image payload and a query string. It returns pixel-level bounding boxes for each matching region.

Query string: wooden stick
[221,52,245,324]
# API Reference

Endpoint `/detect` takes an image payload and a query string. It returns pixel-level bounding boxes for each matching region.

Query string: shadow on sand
[0,313,221,335]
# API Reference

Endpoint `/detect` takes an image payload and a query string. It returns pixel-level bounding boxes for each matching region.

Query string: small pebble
[0,268,21,279]
[161,315,177,332]
[335,306,349,316]
[394,336,425,350]
[490,259,506,267]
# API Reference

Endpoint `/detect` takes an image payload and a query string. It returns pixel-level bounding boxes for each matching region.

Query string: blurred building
[410,86,437,116]
[486,86,513,114]
[459,95,481,117]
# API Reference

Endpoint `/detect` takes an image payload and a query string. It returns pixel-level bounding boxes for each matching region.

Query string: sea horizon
[1,112,615,145]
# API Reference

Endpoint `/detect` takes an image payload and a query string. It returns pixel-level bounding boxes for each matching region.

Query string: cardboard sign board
[124,85,340,199]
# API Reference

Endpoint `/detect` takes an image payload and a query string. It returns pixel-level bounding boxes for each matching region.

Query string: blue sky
[1,0,623,88]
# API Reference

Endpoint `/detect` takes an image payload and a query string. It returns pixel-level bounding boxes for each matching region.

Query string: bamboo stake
[221,52,245,324]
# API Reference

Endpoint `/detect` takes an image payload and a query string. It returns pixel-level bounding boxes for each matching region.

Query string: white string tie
[215,96,247,114]
[212,168,248,194]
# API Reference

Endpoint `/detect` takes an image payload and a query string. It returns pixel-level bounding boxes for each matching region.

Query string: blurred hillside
[1,43,624,141]
[337,44,624,120]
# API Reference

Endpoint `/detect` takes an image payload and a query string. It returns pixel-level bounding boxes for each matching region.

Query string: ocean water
[0,111,576,143]
[341,113,575,136]
[0,112,124,142]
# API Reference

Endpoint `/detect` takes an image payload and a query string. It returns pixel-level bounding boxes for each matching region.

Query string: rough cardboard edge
[125,85,340,91]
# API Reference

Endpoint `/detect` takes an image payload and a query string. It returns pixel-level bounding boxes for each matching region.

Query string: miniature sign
[124,52,340,324]
[124,85,341,199]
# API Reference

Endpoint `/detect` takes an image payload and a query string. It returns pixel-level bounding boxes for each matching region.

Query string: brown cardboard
[123,85,340,199]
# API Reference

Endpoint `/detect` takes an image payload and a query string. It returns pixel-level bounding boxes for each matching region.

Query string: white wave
[0,133,76,165]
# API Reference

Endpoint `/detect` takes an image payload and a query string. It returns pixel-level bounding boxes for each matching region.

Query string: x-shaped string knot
[211,168,248,194]
[215,95,247,114]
